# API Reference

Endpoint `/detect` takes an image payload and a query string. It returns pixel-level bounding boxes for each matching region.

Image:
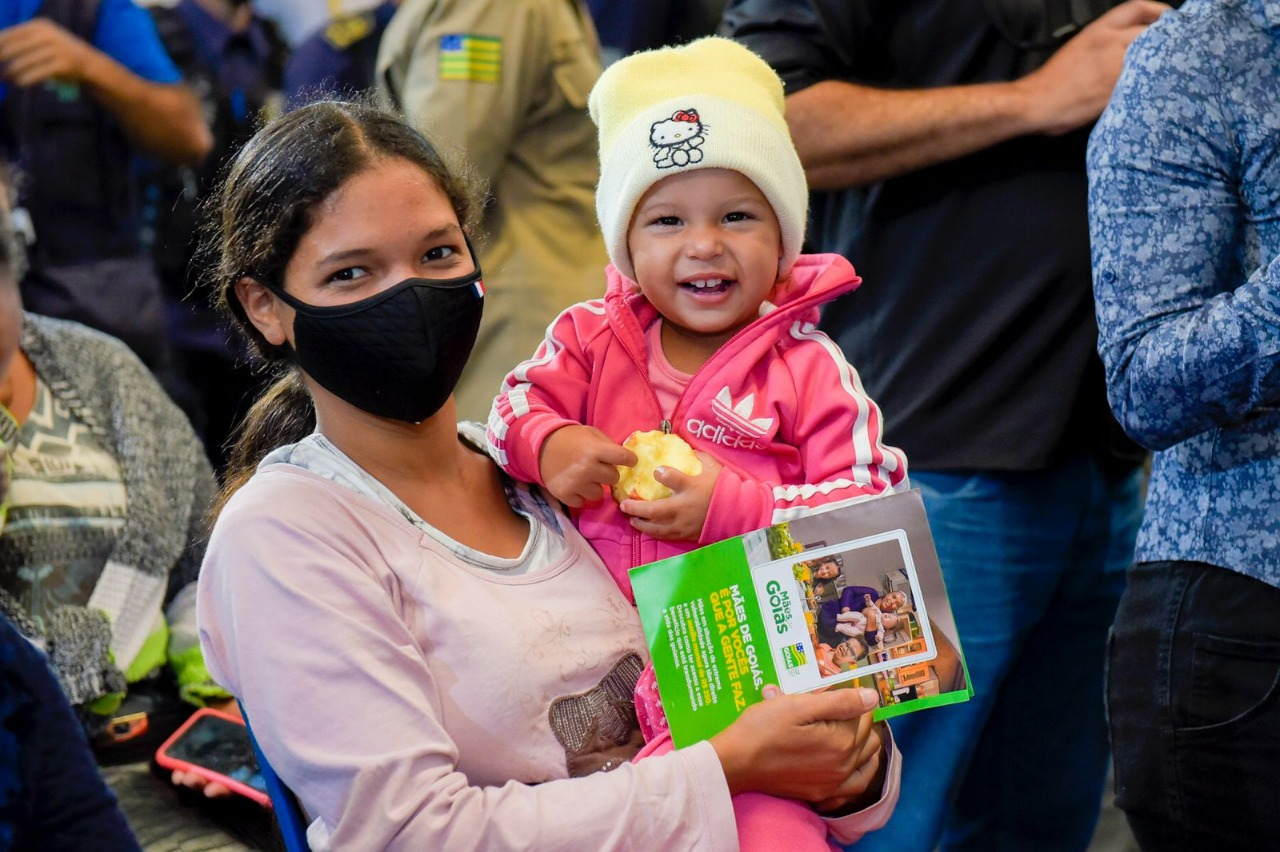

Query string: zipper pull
[660,419,672,434]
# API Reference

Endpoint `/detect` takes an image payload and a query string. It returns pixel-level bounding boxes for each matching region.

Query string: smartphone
[155,707,272,807]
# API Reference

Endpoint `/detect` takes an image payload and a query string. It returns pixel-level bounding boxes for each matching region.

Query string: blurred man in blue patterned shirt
[1089,0,1280,845]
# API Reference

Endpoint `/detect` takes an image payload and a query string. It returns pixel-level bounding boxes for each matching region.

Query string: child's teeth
[690,279,723,289]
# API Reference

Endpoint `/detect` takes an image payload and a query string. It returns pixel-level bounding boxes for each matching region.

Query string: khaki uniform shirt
[378,0,609,421]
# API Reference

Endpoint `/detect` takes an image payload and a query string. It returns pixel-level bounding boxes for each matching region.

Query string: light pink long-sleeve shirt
[197,436,898,849]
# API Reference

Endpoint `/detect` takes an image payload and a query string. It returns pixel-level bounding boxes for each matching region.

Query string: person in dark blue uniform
[284,1,396,108]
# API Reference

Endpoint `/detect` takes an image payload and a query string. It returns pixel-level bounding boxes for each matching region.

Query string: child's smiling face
[626,168,784,350]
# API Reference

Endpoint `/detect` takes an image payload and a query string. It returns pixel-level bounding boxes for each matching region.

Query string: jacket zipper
[621,282,833,573]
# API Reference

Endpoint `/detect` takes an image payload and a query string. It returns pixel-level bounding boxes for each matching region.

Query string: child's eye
[327,267,368,283]
[725,211,753,223]
[653,216,681,227]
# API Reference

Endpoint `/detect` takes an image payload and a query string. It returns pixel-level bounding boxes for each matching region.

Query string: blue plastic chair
[238,701,310,852]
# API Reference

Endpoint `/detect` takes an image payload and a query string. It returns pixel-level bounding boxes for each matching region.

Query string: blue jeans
[1108,561,1280,849]
[851,456,1143,852]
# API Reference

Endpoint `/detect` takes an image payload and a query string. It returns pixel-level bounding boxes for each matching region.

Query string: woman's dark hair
[208,100,481,510]
[809,554,843,574]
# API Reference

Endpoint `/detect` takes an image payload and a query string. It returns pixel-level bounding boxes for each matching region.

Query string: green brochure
[631,489,973,748]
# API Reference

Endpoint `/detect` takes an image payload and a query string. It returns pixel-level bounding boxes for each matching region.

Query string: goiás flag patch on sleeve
[439,34,502,83]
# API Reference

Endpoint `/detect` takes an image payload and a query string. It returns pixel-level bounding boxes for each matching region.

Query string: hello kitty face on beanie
[649,108,707,169]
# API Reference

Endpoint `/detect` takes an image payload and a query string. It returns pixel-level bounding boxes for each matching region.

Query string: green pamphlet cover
[631,489,973,748]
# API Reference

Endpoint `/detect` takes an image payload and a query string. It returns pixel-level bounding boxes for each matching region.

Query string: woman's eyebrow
[421,223,463,240]
[314,247,373,268]
[312,224,463,269]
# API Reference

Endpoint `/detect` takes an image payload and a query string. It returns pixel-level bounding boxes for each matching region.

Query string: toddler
[488,37,909,849]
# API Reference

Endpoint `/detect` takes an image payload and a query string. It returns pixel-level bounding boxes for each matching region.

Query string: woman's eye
[424,245,458,262]
[328,267,368,283]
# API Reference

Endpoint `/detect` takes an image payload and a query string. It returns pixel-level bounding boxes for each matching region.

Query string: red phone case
[155,707,272,808]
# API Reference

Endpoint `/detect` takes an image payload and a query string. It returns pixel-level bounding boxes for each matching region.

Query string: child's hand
[619,452,722,541]
[539,425,636,508]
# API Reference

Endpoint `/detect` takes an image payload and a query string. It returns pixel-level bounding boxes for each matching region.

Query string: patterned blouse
[1088,0,1280,587]
[0,379,127,630]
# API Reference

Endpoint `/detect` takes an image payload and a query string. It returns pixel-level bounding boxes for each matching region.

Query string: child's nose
[686,226,723,258]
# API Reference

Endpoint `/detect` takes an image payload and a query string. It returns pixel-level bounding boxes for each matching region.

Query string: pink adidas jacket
[487,253,909,600]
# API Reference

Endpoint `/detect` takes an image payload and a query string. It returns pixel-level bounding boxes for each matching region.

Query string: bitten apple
[613,430,702,502]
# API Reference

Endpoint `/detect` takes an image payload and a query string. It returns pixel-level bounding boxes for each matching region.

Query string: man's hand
[0,19,95,88]
[618,451,722,541]
[1016,0,1169,136]
[539,424,636,508]
[787,0,1167,188]
[0,18,211,165]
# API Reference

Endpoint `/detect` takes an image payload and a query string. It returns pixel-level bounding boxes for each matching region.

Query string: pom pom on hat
[587,36,808,282]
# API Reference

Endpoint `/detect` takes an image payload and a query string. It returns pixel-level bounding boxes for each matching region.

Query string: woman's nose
[389,264,423,284]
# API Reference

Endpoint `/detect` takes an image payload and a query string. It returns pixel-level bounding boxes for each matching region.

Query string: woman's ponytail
[212,370,315,519]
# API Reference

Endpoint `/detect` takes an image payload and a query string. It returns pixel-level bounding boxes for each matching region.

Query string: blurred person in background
[1089,0,1280,845]
[283,0,398,108]
[1,612,141,852]
[377,0,609,421]
[0,0,211,370]
[723,1,1166,849]
[250,0,331,48]
[0,165,139,852]
[585,0,725,65]
[139,0,288,472]
[0,166,261,848]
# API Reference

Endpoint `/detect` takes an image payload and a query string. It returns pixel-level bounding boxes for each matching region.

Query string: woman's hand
[618,452,722,541]
[539,425,636,507]
[710,685,885,808]
[169,699,243,799]
[170,767,232,798]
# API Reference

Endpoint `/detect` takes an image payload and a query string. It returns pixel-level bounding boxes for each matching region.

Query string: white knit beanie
[588,36,808,282]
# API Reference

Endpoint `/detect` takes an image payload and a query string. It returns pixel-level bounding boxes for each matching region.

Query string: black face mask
[265,258,484,423]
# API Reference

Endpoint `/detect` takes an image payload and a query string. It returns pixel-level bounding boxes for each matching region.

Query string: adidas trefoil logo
[710,387,774,438]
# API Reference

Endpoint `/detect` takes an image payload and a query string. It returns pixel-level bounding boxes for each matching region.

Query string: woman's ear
[234,276,290,347]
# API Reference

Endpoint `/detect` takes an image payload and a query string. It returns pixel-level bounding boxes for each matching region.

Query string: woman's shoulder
[21,312,207,459]
[23,312,137,363]
[208,464,428,595]
[230,448,445,534]
[222,462,373,521]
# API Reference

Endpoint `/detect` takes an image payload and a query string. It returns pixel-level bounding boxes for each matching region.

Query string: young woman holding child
[194,99,898,850]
